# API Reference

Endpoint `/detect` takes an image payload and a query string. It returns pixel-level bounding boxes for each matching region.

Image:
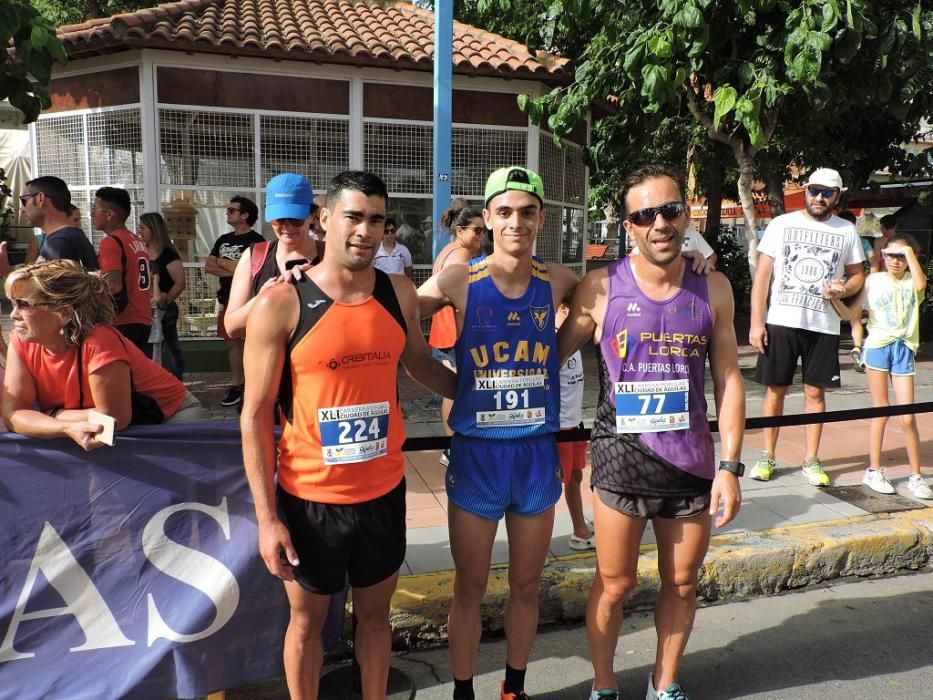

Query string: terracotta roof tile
[56,0,569,82]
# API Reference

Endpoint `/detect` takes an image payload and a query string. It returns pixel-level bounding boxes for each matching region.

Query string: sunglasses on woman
[627,201,686,226]
[12,298,50,310]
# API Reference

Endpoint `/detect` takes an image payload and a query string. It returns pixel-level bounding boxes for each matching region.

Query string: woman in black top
[138,212,186,379]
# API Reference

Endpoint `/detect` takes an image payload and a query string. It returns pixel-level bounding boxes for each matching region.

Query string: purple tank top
[596,257,714,479]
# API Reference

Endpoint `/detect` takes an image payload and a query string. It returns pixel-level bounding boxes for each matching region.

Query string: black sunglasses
[627,201,685,226]
[19,193,40,206]
[806,186,837,199]
[226,207,241,214]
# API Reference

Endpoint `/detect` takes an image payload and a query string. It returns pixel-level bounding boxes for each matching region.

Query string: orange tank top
[277,271,407,504]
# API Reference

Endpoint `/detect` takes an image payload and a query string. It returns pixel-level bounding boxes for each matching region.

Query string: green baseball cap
[484,166,545,206]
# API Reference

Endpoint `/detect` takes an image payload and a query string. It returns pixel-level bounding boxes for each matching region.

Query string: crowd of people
[0,161,927,700]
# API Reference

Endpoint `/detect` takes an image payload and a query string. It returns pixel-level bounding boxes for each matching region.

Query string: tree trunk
[733,145,759,272]
[702,152,725,245]
[763,166,786,219]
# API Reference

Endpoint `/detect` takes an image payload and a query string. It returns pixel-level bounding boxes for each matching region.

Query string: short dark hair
[617,164,687,216]
[326,170,389,211]
[879,214,897,229]
[95,187,131,221]
[384,217,397,229]
[25,176,71,213]
[230,196,258,226]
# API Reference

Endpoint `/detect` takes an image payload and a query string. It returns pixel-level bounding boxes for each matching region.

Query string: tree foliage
[1,0,67,123]
[30,0,150,27]
[515,0,933,263]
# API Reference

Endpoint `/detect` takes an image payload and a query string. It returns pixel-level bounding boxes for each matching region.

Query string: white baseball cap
[806,168,844,191]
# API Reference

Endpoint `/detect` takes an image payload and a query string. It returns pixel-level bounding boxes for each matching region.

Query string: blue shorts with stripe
[446,433,562,521]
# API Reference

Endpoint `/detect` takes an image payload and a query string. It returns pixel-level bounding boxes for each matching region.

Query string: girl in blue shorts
[828,233,930,499]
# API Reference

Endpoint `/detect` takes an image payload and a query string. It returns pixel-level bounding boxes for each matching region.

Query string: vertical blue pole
[432,0,453,261]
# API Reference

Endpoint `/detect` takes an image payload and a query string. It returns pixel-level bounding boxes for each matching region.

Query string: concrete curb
[389,510,933,649]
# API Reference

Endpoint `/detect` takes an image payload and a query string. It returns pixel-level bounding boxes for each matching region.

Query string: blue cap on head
[265,173,313,222]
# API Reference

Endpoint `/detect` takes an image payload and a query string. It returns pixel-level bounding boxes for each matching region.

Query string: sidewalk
[189,339,933,646]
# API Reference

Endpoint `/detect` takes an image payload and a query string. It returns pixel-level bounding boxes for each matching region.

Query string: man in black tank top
[558,164,744,700]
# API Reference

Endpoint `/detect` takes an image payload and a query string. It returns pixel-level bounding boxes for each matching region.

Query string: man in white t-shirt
[748,168,865,487]
[372,217,413,277]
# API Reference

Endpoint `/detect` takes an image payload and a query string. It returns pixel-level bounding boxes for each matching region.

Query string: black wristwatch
[718,460,745,476]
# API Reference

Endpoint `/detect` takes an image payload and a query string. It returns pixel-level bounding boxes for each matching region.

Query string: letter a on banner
[0,522,135,662]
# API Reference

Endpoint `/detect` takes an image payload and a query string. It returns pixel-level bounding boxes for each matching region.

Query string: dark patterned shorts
[596,487,710,520]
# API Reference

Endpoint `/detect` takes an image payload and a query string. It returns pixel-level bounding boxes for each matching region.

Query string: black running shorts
[754,324,841,388]
[276,478,406,594]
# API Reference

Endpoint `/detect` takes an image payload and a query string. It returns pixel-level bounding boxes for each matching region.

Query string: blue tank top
[449,255,560,439]
[593,257,714,480]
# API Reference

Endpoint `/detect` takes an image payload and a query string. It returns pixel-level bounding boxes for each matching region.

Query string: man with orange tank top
[241,170,456,700]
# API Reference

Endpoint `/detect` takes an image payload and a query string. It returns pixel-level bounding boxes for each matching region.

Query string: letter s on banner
[0,523,135,662]
[142,499,240,645]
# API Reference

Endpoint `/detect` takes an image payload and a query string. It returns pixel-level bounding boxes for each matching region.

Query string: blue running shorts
[864,339,915,376]
[446,433,562,521]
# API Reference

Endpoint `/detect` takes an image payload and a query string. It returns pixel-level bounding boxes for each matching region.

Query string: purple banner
[0,423,290,699]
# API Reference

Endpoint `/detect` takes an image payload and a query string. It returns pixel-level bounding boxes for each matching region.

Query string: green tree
[30,0,150,26]
[1,0,67,123]
[520,0,933,268]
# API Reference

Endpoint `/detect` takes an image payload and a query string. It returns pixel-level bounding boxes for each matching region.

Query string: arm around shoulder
[395,275,457,399]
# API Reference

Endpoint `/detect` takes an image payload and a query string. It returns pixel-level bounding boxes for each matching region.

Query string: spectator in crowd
[372,217,413,277]
[139,212,186,379]
[748,168,864,486]
[872,215,898,272]
[310,194,327,242]
[2,260,202,451]
[428,205,485,466]
[26,203,83,265]
[93,187,153,356]
[826,233,931,500]
[224,174,319,339]
[838,210,873,372]
[206,196,265,407]
[20,176,98,269]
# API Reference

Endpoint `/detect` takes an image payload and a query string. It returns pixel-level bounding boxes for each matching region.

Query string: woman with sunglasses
[428,205,485,465]
[2,260,202,450]
[138,212,186,379]
[826,233,931,499]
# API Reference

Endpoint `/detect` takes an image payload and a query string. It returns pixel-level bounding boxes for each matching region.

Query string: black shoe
[220,385,243,407]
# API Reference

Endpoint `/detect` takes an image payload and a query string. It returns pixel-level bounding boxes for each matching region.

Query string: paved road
[389,570,933,699]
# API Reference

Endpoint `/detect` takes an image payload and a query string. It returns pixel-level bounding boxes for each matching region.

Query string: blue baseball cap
[265,173,313,222]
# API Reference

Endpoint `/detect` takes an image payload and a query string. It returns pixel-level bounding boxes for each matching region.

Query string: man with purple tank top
[559,164,745,700]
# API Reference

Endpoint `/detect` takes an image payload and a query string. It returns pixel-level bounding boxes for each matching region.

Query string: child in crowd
[826,233,931,499]
[556,298,594,549]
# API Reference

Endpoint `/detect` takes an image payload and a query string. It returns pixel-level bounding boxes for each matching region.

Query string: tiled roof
[56,0,570,82]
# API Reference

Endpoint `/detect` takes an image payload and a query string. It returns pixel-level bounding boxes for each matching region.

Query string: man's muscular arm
[417,263,468,319]
[557,268,603,365]
[707,271,744,528]
[241,284,300,581]
[394,277,457,399]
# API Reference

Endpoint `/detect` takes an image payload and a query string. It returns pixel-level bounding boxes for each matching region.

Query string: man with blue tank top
[419,167,578,700]
[559,164,745,700]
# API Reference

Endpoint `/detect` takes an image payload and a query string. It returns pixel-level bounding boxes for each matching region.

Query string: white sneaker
[908,474,933,500]
[646,675,688,700]
[862,467,895,494]
[438,449,449,467]
[568,532,596,550]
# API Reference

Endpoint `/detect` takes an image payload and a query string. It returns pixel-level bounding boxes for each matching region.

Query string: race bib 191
[474,374,547,428]
[318,401,390,465]
[614,379,689,433]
